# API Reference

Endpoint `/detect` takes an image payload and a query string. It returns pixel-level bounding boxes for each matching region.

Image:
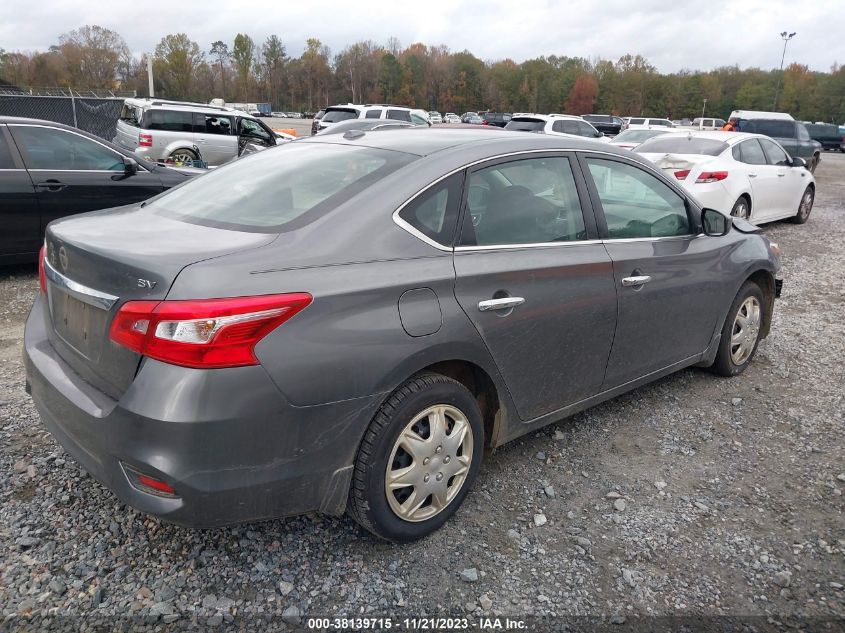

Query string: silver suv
[114,98,278,166]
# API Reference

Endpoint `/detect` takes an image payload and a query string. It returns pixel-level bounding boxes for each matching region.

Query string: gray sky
[3,0,844,73]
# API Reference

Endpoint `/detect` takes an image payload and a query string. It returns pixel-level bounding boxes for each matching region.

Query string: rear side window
[398,172,464,246]
[636,136,728,156]
[752,120,795,138]
[143,110,193,132]
[577,121,599,137]
[322,108,359,123]
[459,156,586,246]
[733,139,767,165]
[505,118,546,132]
[194,114,233,135]
[0,130,16,168]
[147,143,415,232]
[387,109,412,122]
[629,118,645,125]
[365,109,382,119]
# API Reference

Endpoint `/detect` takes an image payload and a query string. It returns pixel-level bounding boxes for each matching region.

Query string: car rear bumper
[24,295,379,527]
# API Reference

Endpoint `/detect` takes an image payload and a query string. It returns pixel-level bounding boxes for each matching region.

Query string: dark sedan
[1,117,196,263]
[25,129,782,542]
[582,114,623,136]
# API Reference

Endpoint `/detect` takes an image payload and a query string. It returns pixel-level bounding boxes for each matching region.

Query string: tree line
[1,25,844,122]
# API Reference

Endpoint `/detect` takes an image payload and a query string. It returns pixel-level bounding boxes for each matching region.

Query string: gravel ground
[1,154,843,631]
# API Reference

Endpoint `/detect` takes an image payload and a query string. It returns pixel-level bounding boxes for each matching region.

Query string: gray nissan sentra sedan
[24,128,782,542]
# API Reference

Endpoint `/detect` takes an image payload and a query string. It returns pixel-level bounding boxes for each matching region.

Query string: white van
[729,110,794,121]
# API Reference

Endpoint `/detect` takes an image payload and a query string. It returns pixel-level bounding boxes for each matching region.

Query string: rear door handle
[478,297,525,312]
[621,275,652,287]
[748,173,757,178]
[35,180,67,192]
[777,173,786,177]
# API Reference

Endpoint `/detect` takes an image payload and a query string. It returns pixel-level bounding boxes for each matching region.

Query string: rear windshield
[636,136,728,156]
[147,143,415,232]
[119,104,142,127]
[649,119,674,127]
[505,118,546,132]
[614,129,667,142]
[322,108,359,123]
[628,118,645,124]
[584,115,612,123]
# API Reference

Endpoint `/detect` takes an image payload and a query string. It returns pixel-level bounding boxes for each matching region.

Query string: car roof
[300,126,632,157]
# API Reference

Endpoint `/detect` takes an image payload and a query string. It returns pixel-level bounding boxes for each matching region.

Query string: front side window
[758,138,790,166]
[629,118,645,125]
[238,118,272,142]
[398,172,463,246]
[585,157,690,239]
[0,130,16,168]
[143,110,193,132]
[459,156,586,246]
[387,109,412,122]
[365,109,382,119]
[796,124,810,141]
[12,126,124,171]
[577,121,600,137]
[146,143,415,232]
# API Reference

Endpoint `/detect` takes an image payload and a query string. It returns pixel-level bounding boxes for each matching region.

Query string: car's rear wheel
[791,186,814,224]
[169,148,197,164]
[730,196,751,220]
[809,153,820,173]
[348,373,484,542]
[712,281,765,377]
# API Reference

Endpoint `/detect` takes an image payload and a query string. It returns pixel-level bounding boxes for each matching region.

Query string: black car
[481,112,512,128]
[582,114,622,137]
[0,117,196,263]
[805,123,844,152]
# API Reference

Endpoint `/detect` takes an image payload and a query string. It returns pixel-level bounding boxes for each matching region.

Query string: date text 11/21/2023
[305,617,528,630]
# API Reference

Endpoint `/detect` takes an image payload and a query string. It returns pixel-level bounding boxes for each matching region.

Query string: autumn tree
[232,34,256,101]
[57,25,131,88]
[565,74,598,114]
[154,33,205,99]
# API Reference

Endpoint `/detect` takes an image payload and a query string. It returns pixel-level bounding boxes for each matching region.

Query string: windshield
[322,108,359,123]
[146,143,415,232]
[636,136,728,156]
[505,118,546,132]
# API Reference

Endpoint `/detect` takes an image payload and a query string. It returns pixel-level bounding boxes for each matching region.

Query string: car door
[453,153,617,421]
[579,153,728,389]
[0,125,41,259]
[193,113,237,165]
[236,117,275,153]
[732,138,780,221]
[8,123,166,231]
[758,137,809,217]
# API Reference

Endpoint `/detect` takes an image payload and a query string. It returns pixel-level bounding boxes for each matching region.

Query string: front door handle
[35,180,67,192]
[748,173,757,178]
[478,297,525,312]
[777,173,786,177]
[621,275,652,287]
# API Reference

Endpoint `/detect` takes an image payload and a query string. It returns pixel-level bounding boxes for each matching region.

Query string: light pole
[772,31,796,111]
[701,98,707,119]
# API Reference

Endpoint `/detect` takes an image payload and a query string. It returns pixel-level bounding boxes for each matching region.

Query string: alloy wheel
[731,200,749,220]
[171,151,195,165]
[798,189,813,221]
[730,296,761,365]
[385,405,473,522]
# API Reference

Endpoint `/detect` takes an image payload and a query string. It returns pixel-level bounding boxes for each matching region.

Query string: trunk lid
[43,205,276,399]
[639,153,715,178]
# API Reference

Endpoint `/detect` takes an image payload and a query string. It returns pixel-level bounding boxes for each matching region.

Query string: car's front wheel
[348,373,484,542]
[712,281,766,377]
[791,186,814,224]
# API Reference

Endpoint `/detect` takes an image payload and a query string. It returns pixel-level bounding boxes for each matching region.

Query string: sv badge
[137,279,157,289]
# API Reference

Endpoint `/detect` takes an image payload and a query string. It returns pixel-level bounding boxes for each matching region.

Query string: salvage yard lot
[1,154,843,624]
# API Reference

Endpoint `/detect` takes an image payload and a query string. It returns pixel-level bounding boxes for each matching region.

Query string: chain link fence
[0,94,127,140]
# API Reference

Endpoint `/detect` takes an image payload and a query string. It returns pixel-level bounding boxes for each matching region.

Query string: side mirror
[791,156,806,168]
[702,208,732,236]
[123,156,138,176]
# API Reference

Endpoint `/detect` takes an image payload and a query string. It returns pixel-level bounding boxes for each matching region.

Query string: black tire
[808,154,819,173]
[347,373,484,543]
[730,196,751,220]
[791,186,814,224]
[711,281,766,377]
[169,148,197,164]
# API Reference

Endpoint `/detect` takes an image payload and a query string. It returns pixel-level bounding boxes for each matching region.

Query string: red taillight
[673,170,691,180]
[695,171,729,183]
[137,474,176,495]
[109,293,312,369]
[38,245,47,294]
[139,132,153,147]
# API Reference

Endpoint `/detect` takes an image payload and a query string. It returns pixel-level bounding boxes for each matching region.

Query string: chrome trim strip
[455,239,603,252]
[43,259,119,310]
[601,234,698,244]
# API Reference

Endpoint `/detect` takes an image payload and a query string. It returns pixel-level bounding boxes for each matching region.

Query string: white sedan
[636,131,816,224]
[608,128,675,150]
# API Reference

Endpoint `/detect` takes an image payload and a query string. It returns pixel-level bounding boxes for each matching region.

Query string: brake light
[695,171,729,183]
[38,244,47,294]
[673,170,691,180]
[109,293,312,369]
[139,133,153,147]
